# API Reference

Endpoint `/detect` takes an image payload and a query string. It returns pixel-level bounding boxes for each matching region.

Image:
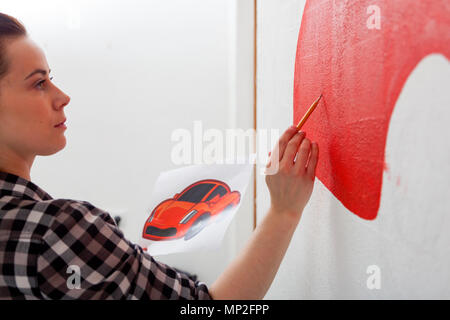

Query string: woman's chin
[39,137,67,156]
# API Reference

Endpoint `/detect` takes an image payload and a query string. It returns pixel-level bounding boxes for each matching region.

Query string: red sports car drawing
[142,179,241,241]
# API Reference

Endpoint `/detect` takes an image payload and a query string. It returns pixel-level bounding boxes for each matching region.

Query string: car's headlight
[147,209,156,223]
[180,209,198,224]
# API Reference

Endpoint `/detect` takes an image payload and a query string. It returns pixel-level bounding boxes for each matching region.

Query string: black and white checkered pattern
[0,171,212,300]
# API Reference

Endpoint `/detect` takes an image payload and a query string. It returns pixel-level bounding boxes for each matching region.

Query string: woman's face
[0,36,70,159]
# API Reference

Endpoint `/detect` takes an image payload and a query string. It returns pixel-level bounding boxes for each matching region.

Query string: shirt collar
[0,171,53,202]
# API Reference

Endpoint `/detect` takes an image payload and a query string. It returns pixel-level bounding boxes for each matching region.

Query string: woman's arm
[208,206,301,300]
[209,126,319,299]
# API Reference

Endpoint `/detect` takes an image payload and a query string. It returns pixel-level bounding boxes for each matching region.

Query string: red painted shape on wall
[293,0,450,220]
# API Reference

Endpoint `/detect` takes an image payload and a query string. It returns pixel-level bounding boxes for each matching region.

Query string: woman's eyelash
[36,76,54,88]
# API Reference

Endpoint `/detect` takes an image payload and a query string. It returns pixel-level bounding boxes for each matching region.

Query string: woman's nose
[53,87,70,110]
[61,94,70,108]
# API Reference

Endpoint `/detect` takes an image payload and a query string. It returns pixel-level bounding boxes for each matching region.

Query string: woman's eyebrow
[24,68,51,81]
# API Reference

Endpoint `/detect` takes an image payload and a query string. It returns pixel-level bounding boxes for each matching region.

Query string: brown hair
[0,12,27,81]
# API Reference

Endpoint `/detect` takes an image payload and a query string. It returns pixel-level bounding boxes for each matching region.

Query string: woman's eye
[36,76,54,89]
[36,80,45,88]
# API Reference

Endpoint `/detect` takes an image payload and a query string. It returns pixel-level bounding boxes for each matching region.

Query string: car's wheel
[184,213,210,241]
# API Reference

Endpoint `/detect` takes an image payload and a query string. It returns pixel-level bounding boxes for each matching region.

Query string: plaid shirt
[0,171,212,300]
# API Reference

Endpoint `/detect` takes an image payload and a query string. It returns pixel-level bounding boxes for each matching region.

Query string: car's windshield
[205,185,228,201]
[177,183,215,203]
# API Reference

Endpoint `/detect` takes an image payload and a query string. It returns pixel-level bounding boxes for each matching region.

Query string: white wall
[2,0,255,286]
[257,0,450,299]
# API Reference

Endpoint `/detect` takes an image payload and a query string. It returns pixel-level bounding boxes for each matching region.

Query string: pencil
[295,94,323,131]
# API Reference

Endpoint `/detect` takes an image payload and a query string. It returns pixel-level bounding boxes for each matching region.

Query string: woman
[0,12,319,299]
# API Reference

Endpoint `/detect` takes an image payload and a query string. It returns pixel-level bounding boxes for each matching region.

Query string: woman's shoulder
[44,198,117,227]
[39,198,120,247]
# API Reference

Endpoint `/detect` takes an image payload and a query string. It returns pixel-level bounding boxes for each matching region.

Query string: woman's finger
[280,132,306,169]
[270,126,299,163]
[306,142,319,179]
[293,138,311,173]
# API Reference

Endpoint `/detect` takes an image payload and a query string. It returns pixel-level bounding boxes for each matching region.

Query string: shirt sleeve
[36,199,213,300]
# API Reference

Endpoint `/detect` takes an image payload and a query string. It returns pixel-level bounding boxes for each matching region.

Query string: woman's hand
[265,125,319,221]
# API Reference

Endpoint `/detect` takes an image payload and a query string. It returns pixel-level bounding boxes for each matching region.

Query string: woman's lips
[54,119,67,129]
